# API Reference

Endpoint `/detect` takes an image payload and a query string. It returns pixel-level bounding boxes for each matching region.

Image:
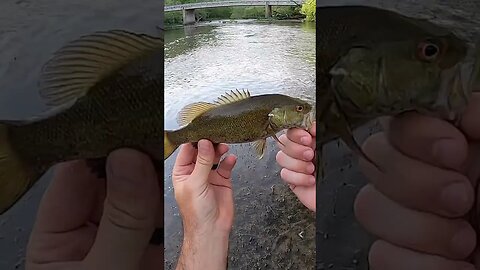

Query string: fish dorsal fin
[39,30,163,107]
[177,102,216,126]
[215,89,250,105]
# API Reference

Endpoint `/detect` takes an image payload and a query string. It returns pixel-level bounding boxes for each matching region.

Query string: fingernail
[433,139,463,168]
[441,183,470,215]
[307,163,315,174]
[198,140,209,154]
[303,150,314,160]
[451,222,476,257]
[308,176,316,185]
[301,136,310,145]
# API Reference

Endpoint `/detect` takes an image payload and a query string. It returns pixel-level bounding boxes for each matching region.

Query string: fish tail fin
[164,131,179,160]
[0,123,37,214]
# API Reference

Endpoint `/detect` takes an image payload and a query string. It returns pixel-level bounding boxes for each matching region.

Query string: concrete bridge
[165,0,304,25]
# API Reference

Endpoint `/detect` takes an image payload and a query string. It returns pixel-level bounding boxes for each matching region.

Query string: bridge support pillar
[183,8,196,25]
[265,3,272,18]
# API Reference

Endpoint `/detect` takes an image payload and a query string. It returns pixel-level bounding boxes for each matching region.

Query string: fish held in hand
[0,30,164,214]
[315,5,480,176]
[164,89,314,160]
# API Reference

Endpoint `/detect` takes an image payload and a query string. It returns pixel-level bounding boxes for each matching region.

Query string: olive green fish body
[0,30,164,214]
[9,55,164,170]
[164,91,313,159]
[169,94,301,144]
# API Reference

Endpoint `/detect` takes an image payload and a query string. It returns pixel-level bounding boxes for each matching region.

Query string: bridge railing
[165,0,303,11]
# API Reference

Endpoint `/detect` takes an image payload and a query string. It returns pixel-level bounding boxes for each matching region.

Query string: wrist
[177,229,230,270]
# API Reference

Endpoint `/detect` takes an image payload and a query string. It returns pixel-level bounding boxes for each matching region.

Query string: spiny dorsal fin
[177,102,216,126]
[215,89,250,105]
[39,30,163,107]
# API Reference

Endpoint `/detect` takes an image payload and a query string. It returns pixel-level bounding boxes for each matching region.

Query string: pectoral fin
[270,133,284,147]
[253,139,267,159]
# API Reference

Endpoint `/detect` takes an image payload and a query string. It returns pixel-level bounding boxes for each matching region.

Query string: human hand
[172,140,237,270]
[276,122,316,211]
[354,93,480,269]
[26,149,164,270]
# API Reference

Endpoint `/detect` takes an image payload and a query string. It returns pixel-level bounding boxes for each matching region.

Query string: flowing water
[163,20,316,269]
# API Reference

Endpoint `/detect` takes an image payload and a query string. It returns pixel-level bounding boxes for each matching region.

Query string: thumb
[84,149,159,270]
[190,139,216,182]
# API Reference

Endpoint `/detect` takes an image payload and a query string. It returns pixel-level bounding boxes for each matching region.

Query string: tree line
[165,0,316,25]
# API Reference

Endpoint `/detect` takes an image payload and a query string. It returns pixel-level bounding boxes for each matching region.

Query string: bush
[300,0,315,21]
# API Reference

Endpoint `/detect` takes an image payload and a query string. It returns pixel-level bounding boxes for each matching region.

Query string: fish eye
[417,41,440,61]
[296,105,303,112]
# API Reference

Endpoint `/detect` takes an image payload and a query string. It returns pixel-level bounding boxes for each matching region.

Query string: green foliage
[300,0,316,21]
[273,6,302,19]
[165,11,183,25]
[164,1,305,25]
[198,7,233,20]
[230,7,264,19]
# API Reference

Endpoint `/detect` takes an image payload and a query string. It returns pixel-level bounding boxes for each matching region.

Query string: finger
[85,149,159,270]
[386,112,468,171]
[280,168,315,187]
[212,143,229,166]
[289,185,315,211]
[461,92,480,140]
[33,160,99,233]
[309,121,316,137]
[27,161,100,263]
[190,139,216,182]
[360,133,474,217]
[174,143,197,167]
[286,128,314,146]
[172,143,197,178]
[355,185,476,260]
[368,240,475,270]
[278,134,315,161]
[276,151,315,175]
[214,155,237,185]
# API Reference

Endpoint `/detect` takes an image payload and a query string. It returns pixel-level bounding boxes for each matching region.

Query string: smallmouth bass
[315,5,480,176]
[0,30,164,214]
[314,5,480,266]
[164,89,314,160]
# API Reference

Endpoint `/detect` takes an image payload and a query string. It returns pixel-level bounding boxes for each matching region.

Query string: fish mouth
[436,39,480,122]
